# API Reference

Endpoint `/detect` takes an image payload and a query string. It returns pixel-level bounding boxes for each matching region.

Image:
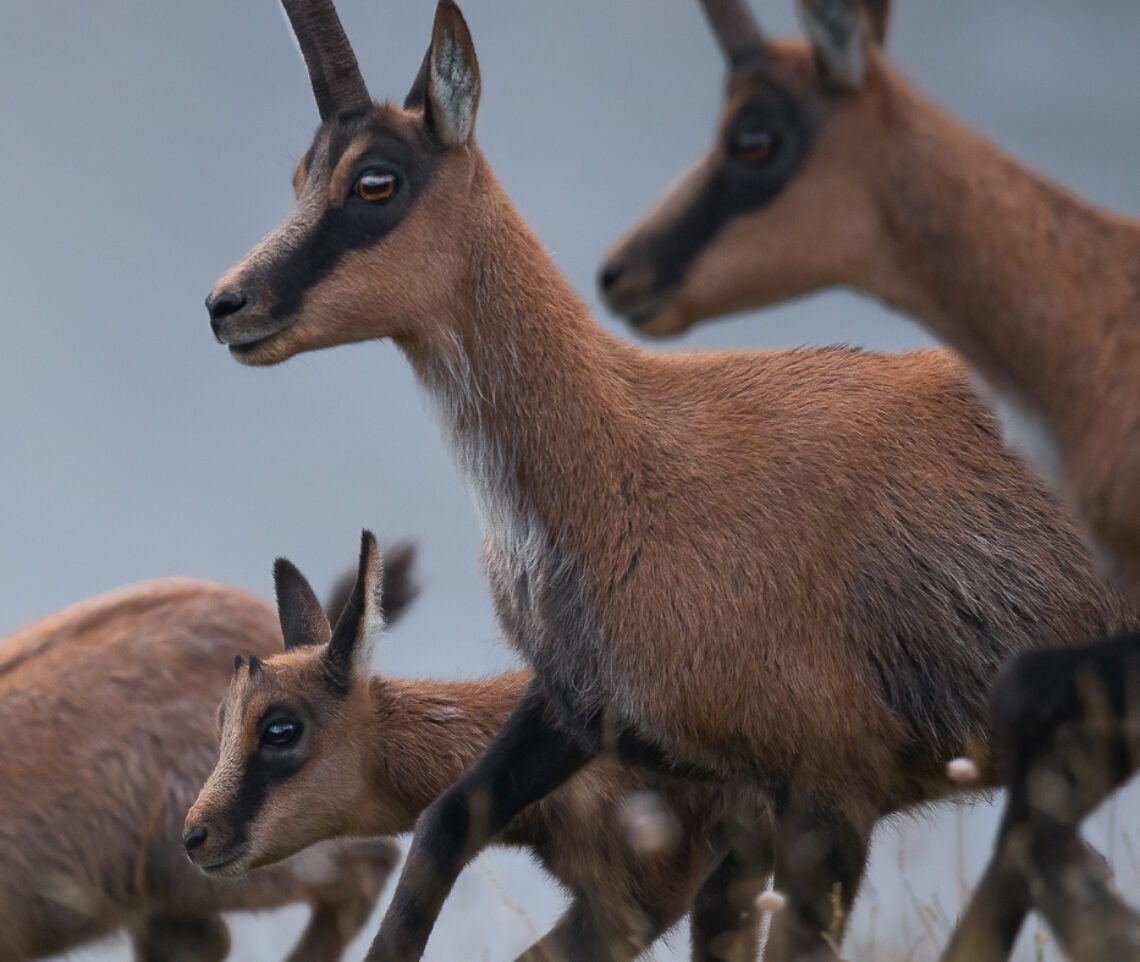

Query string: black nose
[206,290,249,335]
[183,825,209,856]
[598,262,626,295]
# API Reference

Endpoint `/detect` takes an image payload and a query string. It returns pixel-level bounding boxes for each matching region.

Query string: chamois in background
[600,2,1140,958]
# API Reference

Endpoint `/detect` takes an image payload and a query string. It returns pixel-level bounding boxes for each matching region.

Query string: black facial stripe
[266,119,443,321]
[644,84,817,305]
[227,724,307,848]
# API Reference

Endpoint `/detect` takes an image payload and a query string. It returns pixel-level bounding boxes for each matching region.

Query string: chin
[219,312,307,367]
[230,344,289,367]
[227,333,299,367]
[208,860,252,880]
[197,850,254,879]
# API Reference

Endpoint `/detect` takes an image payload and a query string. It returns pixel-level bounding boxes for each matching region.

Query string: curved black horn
[281,0,371,120]
[698,0,766,68]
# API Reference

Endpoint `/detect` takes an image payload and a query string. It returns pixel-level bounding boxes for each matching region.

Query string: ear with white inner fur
[325,530,386,689]
[797,0,878,90]
[274,557,333,651]
[425,0,481,147]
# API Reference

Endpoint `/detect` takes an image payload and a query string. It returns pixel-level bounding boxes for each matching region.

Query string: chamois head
[599,0,892,336]
[184,531,399,876]
[205,0,483,366]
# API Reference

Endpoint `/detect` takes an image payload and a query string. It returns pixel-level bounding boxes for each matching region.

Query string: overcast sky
[4,1,1140,960]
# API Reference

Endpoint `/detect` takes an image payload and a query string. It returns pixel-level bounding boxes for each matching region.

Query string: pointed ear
[274,558,333,651]
[797,0,883,90]
[404,47,431,111]
[425,0,481,147]
[325,531,386,689]
[697,0,767,71]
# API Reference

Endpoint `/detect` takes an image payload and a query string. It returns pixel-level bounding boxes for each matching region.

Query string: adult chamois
[186,531,773,962]
[203,1,1134,958]
[599,2,1140,957]
[0,549,416,961]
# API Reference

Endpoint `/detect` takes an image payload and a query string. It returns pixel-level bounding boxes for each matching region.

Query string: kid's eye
[261,718,302,747]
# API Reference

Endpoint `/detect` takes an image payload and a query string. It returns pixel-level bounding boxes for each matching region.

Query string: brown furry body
[395,187,1134,811]
[0,579,399,962]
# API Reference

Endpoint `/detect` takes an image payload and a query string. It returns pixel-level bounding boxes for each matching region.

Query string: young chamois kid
[186,531,773,962]
[599,2,1140,957]
[202,1,1137,958]
[0,550,417,962]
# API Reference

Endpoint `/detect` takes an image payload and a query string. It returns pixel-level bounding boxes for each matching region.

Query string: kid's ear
[423,0,481,147]
[274,557,333,650]
[325,530,386,689]
[798,0,888,90]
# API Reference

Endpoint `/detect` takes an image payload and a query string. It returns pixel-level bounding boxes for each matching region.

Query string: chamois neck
[362,672,529,832]
[405,163,631,394]
[401,161,644,549]
[867,69,1140,429]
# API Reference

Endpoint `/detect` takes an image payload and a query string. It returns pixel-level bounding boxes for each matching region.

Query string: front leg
[690,822,774,962]
[690,852,766,962]
[938,805,1031,962]
[763,800,873,962]
[963,635,1140,962]
[1027,826,1140,962]
[516,894,653,962]
[366,681,592,962]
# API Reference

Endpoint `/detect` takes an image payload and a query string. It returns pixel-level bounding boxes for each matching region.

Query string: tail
[324,541,420,628]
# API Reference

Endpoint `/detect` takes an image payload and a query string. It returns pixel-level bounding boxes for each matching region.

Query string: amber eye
[355,170,397,202]
[730,129,777,165]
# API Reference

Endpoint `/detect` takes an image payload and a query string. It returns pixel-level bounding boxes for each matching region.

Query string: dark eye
[729,129,777,165]
[261,718,302,748]
[355,170,398,203]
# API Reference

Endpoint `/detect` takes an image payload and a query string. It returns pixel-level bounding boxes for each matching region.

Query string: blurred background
[3,0,1140,959]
